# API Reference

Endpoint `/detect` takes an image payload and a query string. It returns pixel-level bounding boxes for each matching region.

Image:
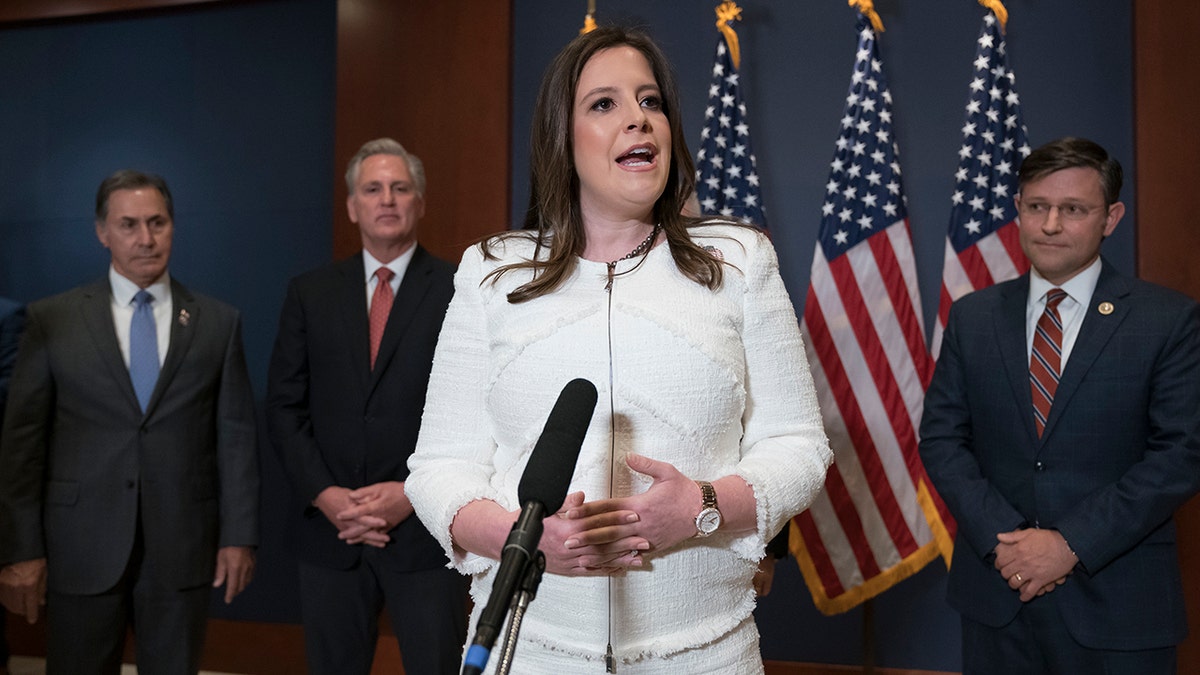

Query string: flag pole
[580,0,597,34]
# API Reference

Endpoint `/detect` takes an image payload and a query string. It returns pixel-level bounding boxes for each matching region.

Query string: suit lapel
[1042,261,1131,439]
[994,275,1040,445]
[368,246,434,395]
[146,278,199,417]
[80,279,141,414]
[338,255,372,393]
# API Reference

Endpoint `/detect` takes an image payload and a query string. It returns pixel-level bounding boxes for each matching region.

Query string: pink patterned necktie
[1030,288,1068,437]
[369,267,395,369]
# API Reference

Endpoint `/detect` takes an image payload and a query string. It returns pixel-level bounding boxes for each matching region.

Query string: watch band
[694,480,722,537]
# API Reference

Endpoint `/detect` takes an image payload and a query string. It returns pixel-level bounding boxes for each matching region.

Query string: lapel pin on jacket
[1098,302,1114,316]
[178,308,191,326]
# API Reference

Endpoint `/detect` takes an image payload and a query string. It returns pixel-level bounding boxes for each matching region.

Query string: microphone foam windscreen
[517,378,598,512]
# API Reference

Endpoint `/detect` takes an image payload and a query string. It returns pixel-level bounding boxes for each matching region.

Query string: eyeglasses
[1017,201,1108,222]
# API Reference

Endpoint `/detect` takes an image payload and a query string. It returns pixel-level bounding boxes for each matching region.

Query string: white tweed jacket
[407,223,831,663]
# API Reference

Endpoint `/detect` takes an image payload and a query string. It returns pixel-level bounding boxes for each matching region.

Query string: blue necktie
[129,290,160,412]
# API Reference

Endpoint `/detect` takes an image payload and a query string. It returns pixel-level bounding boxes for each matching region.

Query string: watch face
[697,507,722,535]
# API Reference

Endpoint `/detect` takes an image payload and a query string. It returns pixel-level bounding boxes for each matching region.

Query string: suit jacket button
[1035,461,1045,471]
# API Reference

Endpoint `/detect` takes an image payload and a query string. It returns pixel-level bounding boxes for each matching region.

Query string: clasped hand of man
[317,481,413,548]
[993,528,1078,602]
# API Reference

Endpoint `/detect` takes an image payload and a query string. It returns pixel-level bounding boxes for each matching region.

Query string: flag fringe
[715,2,743,69]
[847,0,884,32]
[790,519,944,615]
[977,0,1008,32]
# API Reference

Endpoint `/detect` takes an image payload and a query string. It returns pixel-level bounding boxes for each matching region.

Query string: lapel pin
[178,309,191,326]
[1098,302,1114,316]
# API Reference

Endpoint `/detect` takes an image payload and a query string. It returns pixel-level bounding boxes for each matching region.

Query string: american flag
[694,38,767,227]
[931,11,1031,358]
[792,14,954,615]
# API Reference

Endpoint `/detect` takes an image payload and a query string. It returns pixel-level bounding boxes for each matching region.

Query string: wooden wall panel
[1135,3,1200,673]
[334,0,512,263]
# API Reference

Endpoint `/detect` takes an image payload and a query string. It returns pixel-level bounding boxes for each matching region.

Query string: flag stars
[823,201,836,216]
[827,179,841,194]
[871,149,886,164]
[883,201,898,217]
[989,205,1006,221]
[718,114,731,129]
[991,183,1009,198]
[839,208,854,223]
[952,190,965,205]
[852,142,867,156]
[866,170,882,185]
[847,164,863,178]
[732,143,747,157]
[886,180,900,195]
[862,193,878,208]
[964,219,982,234]
[735,122,749,136]
[834,229,850,245]
[858,214,874,230]
[969,195,985,211]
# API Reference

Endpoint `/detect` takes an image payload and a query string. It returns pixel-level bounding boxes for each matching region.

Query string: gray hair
[95,169,173,221]
[344,138,426,196]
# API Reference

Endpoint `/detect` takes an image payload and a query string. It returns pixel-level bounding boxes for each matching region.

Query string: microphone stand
[496,551,546,675]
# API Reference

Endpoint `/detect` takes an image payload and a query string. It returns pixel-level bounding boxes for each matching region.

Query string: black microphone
[462,378,597,675]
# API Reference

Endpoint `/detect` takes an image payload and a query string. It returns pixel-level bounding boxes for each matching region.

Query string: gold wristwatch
[694,480,722,537]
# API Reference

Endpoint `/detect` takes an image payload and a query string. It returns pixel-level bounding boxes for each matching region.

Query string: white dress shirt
[1025,257,1103,370]
[109,266,172,369]
[363,246,414,310]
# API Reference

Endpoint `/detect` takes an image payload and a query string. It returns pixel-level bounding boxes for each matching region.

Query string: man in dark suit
[0,170,259,674]
[920,137,1200,673]
[267,138,466,674]
[0,296,25,675]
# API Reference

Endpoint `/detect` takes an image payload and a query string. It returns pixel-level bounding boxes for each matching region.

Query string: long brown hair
[484,26,736,303]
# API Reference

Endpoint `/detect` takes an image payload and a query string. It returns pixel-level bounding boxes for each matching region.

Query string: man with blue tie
[0,170,259,674]
[920,137,1200,674]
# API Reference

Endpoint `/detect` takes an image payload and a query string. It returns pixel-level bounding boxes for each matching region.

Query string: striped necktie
[1030,288,1068,437]
[369,267,395,369]
[129,289,160,412]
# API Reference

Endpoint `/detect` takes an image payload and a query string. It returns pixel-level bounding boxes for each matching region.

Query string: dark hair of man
[483,25,741,304]
[1018,136,1123,206]
[95,169,174,221]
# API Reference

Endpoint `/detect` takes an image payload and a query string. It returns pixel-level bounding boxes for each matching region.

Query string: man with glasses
[920,137,1200,674]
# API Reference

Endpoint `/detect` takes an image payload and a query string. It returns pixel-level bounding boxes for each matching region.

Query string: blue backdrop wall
[511,1,1135,671]
[0,0,337,624]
